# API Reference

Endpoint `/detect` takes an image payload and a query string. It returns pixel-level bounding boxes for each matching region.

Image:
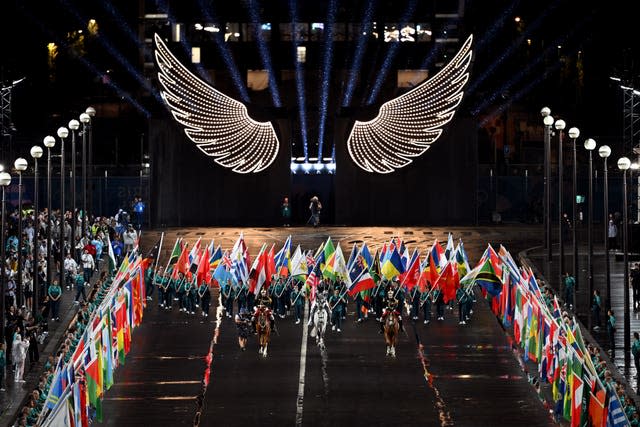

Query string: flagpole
[153,231,164,271]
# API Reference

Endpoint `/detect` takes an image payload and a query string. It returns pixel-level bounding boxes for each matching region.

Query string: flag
[606,389,628,427]
[265,244,276,287]
[248,243,267,295]
[433,262,459,303]
[323,237,335,271]
[348,252,375,295]
[187,237,202,274]
[430,239,446,269]
[346,242,358,270]
[454,241,471,278]
[333,245,351,283]
[213,251,234,287]
[230,233,250,284]
[196,247,211,285]
[444,233,455,261]
[473,257,502,296]
[381,246,405,280]
[274,235,292,277]
[166,237,182,267]
[209,244,222,270]
[400,249,421,289]
[172,242,190,278]
[106,233,117,274]
[290,245,307,277]
[588,376,606,427]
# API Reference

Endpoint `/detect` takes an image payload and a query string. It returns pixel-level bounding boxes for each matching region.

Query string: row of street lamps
[0,107,95,339]
[541,106,635,354]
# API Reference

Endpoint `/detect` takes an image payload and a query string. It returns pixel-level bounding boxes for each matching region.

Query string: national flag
[400,249,421,289]
[606,389,628,427]
[84,341,102,422]
[571,366,584,427]
[248,243,268,295]
[196,247,212,285]
[305,269,320,301]
[274,236,292,277]
[381,246,405,280]
[332,245,351,284]
[348,252,375,295]
[209,244,222,270]
[172,242,190,279]
[322,237,335,271]
[588,375,606,427]
[444,232,455,261]
[433,261,459,303]
[187,237,202,274]
[430,239,446,269]
[322,242,343,281]
[346,242,358,270]
[360,243,373,268]
[290,245,308,277]
[472,257,502,296]
[265,244,276,286]
[45,368,65,410]
[230,233,250,284]
[454,241,471,278]
[106,233,117,274]
[213,251,234,287]
[166,237,182,267]
[370,249,381,284]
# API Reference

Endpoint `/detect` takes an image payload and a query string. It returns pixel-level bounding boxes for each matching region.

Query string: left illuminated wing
[154,33,279,174]
[347,35,473,174]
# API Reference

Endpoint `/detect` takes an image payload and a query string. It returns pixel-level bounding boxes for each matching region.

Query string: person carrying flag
[420,287,432,325]
[198,279,211,317]
[329,289,347,332]
[290,282,306,324]
[456,287,471,325]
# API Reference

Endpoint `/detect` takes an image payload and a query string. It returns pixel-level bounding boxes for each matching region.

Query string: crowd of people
[0,195,145,425]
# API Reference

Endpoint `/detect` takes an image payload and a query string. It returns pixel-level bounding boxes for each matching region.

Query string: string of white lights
[347,34,473,174]
[154,33,280,174]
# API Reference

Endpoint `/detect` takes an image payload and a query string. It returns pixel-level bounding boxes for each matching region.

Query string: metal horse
[383,311,400,357]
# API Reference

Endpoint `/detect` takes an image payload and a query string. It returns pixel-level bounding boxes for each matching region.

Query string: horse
[255,308,271,357]
[383,311,400,357]
[311,308,328,350]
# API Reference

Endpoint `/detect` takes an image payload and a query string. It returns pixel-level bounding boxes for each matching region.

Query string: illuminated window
[400,24,416,42]
[191,47,201,64]
[297,46,306,63]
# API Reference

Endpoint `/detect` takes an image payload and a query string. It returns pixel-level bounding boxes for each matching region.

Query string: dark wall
[150,117,477,226]
[149,118,291,227]
[334,117,478,226]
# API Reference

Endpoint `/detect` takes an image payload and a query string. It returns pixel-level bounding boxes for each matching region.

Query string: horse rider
[252,288,275,331]
[235,307,252,351]
[380,290,404,333]
[308,291,331,327]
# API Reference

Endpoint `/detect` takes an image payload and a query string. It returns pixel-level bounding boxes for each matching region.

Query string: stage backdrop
[149,117,477,227]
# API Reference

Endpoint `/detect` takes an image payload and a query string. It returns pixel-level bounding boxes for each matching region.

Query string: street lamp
[555,119,566,291]
[542,107,554,261]
[68,119,79,253]
[44,135,56,286]
[618,156,631,356]
[30,145,43,315]
[584,138,596,330]
[80,112,90,237]
[57,126,68,284]
[599,145,612,309]
[568,127,580,297]
[0,171,11,345]
[14,157,27,308]
[86,106,95,226]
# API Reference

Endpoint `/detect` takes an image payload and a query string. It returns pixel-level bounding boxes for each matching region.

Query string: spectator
[81,249,95,284]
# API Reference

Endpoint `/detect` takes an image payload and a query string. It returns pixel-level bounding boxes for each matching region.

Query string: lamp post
[57,126,68,284]
[556,119,566,290]
[86,106,95,225]
[568,127,580,298]
[599,145,612,310]
[14,157,27,308]
[80,112,90,237]
[542,107,554,261]
[618,156,631,355]
[584,138,596,330]
[68,119,79,253]
[0,171,11,344]
[30,145,43,315]
[44,135,56,286]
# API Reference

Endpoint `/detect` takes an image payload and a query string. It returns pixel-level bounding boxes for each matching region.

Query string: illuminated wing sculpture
[347,35,473,174]
[154,34,279,174]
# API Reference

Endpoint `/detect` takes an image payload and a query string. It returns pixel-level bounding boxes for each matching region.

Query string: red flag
[171,243,189,279]
[248,248,267,295]
[265,244,276,287]
[434,262,459,303]
[400,253,421,289]
[196,248,211,285]
[428,252,439,286]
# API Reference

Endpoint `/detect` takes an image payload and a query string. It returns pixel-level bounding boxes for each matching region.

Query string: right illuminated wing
[154,33,279,174]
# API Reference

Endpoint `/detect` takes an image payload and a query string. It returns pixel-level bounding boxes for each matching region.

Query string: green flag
[107,234,117,274]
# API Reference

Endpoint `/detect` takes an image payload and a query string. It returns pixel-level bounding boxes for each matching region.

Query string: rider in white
[308,291,331,326]
[380,290,404,333]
